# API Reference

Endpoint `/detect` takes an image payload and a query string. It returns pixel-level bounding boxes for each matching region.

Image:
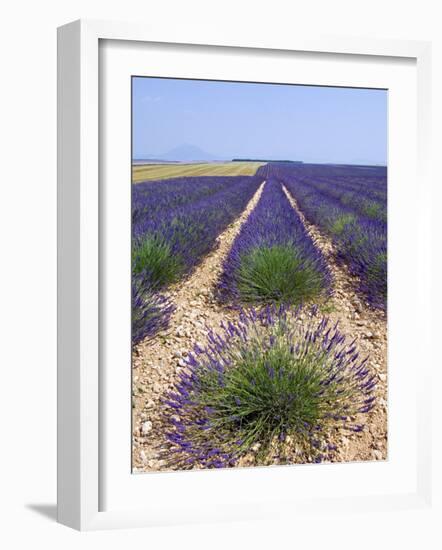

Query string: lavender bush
[161,305,376,469]
[132,272,175,344]
[218,179,331,305]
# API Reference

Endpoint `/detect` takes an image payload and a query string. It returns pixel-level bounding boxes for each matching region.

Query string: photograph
[131,76,388,473]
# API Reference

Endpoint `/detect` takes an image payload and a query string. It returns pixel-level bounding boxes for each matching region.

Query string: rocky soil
[132,181,387,473]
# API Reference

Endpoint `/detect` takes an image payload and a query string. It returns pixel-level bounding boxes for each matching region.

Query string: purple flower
[132,271,175,344]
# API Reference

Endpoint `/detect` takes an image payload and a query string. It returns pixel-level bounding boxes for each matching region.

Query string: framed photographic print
[57,19,433,530]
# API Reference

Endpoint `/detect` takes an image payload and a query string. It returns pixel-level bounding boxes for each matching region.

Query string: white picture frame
[57,19,433,531]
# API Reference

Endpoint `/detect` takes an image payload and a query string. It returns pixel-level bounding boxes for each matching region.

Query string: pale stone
[141,420,153,435]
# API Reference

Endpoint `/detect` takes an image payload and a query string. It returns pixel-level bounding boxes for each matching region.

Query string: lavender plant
[132,234,184,287]
[218,179,331,305]
[162,305,376,469]
[132,272,175,345]
[132,176,239,225]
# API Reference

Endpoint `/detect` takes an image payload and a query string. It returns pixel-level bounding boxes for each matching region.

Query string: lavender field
[131,161,387,472]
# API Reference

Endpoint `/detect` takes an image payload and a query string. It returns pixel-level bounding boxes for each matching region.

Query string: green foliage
[361,201,386,223]
[329,214,356,236]
[132,235,183,288]
[317,301,337,314]
[236,245,326,305]
[367,252,387,299]
[196,345,325,456]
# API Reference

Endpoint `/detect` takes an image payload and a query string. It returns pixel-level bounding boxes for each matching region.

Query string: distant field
[132,162,265,183]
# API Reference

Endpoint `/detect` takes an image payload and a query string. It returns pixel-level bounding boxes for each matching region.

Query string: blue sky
[132,77,387,165]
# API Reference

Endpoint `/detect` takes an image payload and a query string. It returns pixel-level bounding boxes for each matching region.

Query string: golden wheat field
[132,161,265,183]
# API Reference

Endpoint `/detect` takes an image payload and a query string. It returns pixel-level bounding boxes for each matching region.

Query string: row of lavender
[258,163,387,309]
[258,163,386,222]
[132,176,242,225]
[218,178,332,305]
[288,174,386,223]
[132,175,263,343]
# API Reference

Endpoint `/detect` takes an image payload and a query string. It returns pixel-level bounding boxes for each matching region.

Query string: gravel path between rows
[281,185,387,463]
[132,180,387,473]
[132,181,266,472]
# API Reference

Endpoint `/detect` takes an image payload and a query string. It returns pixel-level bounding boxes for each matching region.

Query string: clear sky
[132,77,387,165]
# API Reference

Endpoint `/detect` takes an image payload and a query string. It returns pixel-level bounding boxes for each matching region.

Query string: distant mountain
[143,144,225,162]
